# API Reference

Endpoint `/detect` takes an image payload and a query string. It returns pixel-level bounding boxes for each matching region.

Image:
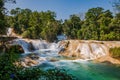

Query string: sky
[5,0,114,20]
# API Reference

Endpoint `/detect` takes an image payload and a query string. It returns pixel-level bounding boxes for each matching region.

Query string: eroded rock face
[59,40,120,60]
[7,28,22,38]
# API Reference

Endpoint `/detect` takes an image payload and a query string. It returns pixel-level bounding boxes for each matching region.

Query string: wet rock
[48,58,59,62]
[27,53,40,60]
[20,57,39,67]
[29,42,35,51]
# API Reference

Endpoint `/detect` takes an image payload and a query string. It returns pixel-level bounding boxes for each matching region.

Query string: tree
[0,0,6,34]
[113,0,120,13]
[0,0,15,34]
[8,8,63,42]
[6,6,120,41]
[81,7,104,40]
[7,8,32,34]
[63,14,81,39]
[85,7,104,22]
[80,7,115,40]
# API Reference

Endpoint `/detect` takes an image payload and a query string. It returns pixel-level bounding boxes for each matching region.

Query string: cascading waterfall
[30,40,48,50]
[58,40,115,60]
[12,39,31,53]
[90,43,106,58]
[7,28,13,36]
[11,39,117,60]
[11,39,60,55]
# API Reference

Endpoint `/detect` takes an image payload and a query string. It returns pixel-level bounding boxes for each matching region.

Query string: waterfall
[9,39,120,67]
[79,43,93,59]
[12,39,31,53]
[11,39,60,54]
[30,40,48,50]
[90,43,106,58]
[7,28,13,36]
[10,39,120,60]
[30,40,59,52]
[58,40,113,60]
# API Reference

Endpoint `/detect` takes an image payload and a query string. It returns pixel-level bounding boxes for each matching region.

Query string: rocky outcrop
[7,28,22,38]
[15,53,41,67]
[94,56,120,64]
[59,40,120,60]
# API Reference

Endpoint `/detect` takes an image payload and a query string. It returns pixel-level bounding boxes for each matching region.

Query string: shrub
[0,46,20,80]
[109,47,120,58]
[16,67,77,80]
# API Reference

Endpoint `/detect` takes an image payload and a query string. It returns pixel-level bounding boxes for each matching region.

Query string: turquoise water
[67,62,120,80]
[42,60,120,80]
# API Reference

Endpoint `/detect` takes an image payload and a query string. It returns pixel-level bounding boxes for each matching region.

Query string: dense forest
[1,0,120,42]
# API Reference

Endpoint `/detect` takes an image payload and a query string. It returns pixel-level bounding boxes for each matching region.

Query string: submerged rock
[27,53,40,60]
[48,58,59,62]
[16,55,40,67]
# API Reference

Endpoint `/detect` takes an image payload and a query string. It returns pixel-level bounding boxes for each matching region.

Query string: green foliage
[6,7,120,41]
[0,0,16,34]
[0,46,20,80]
[44,68,77,80]
[110,47,120,58]
[16,67,45,80]
[6,8,62,42]
[63,14,81,39]
[113,0,120,13]
[16,67,77,80]
[62,7,120,41]
[6,45,24,53]
[0,0,6,34]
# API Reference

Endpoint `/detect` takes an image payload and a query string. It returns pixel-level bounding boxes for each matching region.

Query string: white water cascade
[58,40,120,60]
[12,39,31,53]
[10,39,120,60]
[9,39,120,68]
[11,39,60,54]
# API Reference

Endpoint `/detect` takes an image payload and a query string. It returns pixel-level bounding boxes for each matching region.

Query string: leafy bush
[110,47,120,58]
[0,46,20,80]
[6,45,24,54]
[43,68,77,80]
[16,67,77,80]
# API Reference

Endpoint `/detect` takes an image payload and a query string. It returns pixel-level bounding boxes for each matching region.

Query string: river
[11,39,120,80]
